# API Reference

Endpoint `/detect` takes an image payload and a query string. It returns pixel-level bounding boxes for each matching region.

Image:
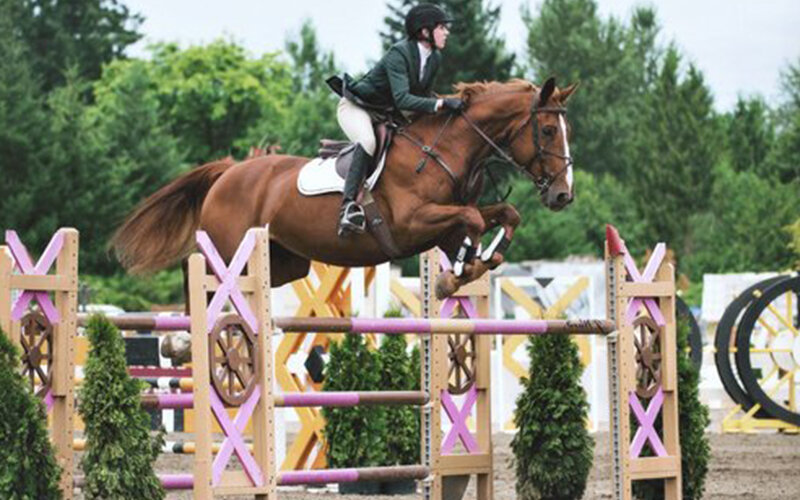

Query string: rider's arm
[385,47,439,114]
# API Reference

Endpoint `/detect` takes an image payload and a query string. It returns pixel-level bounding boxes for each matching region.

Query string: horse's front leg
[404,204,489,298]
[477,203,521,269]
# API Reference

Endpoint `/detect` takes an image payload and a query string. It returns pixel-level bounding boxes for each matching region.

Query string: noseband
[461,100,573,196]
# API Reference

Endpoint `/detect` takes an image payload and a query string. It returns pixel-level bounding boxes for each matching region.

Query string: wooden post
[248,228,276,500]
[420,250,443,500]
[189,252,212,499]
[52,229,78,498]
[607,238,633,500]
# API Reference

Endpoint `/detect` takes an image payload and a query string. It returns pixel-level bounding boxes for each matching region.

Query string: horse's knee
[504,205,521,227]
[461,208,485,235]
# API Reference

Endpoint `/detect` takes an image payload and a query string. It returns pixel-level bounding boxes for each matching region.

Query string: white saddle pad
[297,150,387,196]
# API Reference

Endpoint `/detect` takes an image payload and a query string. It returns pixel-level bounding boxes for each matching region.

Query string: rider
[333,3,465,237]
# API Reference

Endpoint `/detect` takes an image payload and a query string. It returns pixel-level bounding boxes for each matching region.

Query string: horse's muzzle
[543,190,573,211]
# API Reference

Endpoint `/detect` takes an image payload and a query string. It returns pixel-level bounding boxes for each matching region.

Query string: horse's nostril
[556,192,570,205]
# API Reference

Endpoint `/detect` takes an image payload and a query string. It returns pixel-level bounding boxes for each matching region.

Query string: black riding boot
[338,144,372,237]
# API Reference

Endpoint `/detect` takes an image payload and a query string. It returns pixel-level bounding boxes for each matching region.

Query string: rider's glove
[441,98,465,113]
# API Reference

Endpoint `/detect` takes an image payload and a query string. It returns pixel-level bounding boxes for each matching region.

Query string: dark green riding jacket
[348,39,440,114]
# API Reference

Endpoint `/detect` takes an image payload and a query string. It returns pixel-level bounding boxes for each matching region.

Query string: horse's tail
[111,158,236,273]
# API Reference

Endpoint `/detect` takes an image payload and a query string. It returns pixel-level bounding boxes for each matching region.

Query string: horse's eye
[542,125,557,137]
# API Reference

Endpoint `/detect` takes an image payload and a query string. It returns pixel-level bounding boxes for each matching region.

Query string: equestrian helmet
[405,4,453,39]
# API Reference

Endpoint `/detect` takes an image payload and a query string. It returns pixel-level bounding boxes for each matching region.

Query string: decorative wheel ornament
[448,333,476,395]
[713,276,788,419]
[735,275,800,426]
[632,316,662,398]
[209,314,259,406]
[20,311,54,397]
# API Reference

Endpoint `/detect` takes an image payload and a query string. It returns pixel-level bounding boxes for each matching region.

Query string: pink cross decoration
[210,386,265,486]
[5,230,65,323]
[621,242,667,326]
[441,385,479,454]
[196,230,258,333]
[437,248,480,454]
[629,388,667,458]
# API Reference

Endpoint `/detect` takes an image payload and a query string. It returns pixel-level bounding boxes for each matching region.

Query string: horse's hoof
[435,271,460,300]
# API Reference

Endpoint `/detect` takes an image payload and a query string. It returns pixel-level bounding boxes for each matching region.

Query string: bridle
[460,100,573,196]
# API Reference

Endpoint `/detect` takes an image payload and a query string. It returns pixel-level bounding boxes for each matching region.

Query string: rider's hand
[441,98,465,113]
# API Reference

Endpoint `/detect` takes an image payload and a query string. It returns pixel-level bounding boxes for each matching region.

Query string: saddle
[317,122,394,181]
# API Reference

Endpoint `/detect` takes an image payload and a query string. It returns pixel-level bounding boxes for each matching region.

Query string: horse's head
[509,77,579,211]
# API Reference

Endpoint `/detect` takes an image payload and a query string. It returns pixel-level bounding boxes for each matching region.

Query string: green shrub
[0,331,62,499]
[633,316,711,499]
[510,334,593,500]
[322,333,387,468]
[78,315,164,499]
[377,333,420,465]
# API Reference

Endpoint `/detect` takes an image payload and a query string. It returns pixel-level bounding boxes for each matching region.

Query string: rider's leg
[336,98,376,236]
[339,144,372,235]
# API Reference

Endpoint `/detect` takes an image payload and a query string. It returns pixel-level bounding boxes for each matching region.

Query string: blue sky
[124,0,800,111]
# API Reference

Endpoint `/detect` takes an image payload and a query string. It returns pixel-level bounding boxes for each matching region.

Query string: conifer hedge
[0,331,62,499]
[511,334,593,500]
[78,315,164,500]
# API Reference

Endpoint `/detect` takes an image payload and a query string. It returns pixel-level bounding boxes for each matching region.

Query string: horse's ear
[538,77,556,107]
[559,81,580,104]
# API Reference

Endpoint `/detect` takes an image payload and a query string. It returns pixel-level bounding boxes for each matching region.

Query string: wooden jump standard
[1,225,681,500]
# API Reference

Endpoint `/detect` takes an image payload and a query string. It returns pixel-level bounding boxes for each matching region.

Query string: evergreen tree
[381,0,515,93]
[0,331,62,500]
[523,0,658,178]
[8,0,142,91]
[323,333,388,468]
[89,59,186,271]
[285,20,337,93]
[0,4,50,241]
[765,57,800,184]
[78,315,164,500]
[629,47,721,254]
[725,96,776,176]
[377,333,419,465]
[44,71,121,274]
[510,334,593,500]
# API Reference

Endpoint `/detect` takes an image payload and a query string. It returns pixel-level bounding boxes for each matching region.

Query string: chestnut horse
[112,78,578,298]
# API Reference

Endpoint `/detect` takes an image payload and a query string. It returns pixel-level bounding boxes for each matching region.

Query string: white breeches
[337,97,376,156]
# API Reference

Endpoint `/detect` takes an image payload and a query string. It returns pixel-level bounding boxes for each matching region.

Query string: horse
[112,77,578,299]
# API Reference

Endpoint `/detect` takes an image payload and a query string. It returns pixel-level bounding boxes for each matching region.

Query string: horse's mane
[450,79,537,101]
